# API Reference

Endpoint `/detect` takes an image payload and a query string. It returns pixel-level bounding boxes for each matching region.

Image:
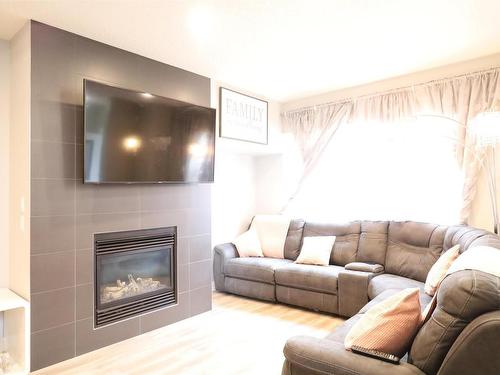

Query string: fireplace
[94,227,177,328]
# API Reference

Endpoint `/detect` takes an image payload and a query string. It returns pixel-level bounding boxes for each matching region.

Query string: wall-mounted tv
[84,80,216,184]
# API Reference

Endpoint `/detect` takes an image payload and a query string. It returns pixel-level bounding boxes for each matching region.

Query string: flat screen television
[84,80,215,184]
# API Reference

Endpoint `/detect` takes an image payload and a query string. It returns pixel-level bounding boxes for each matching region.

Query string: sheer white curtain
[281,102,351,199]
[284,116,463,223]
[281,68,500,224]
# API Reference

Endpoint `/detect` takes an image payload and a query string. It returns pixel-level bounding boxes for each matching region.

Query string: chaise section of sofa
[282,269,500,375]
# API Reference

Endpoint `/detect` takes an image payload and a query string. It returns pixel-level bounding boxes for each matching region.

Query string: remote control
[351,345,400,364]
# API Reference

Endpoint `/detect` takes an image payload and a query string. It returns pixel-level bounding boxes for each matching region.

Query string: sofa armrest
[338,269,382,317]
[436,311,500,375]
[345,262,384,273]
[283,336,425,375]
[213,243,238,291]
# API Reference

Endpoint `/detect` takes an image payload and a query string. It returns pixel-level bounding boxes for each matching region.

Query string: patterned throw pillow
[345,288,422,357]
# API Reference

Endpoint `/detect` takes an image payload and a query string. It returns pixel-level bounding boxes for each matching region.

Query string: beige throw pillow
[295,236,336,266]
[250,215,291,259]
[345,288,422,357]
[424,244,460,296]
[232,228,263,258]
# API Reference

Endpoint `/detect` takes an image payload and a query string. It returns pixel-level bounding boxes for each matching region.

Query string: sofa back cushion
[303,221,360,266]
[284,219,305,261]
[385,221,447,282]
[357,221,389,265]
[443,225,492,252]
[409,270,500,375]
[469,233,500,249]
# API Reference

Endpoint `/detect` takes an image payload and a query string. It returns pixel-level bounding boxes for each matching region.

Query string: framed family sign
[219,87,268,144]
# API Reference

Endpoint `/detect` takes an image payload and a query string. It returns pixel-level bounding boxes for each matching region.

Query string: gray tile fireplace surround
[30,21,213,371]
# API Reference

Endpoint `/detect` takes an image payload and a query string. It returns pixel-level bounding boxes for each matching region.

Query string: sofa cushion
[326,314,363,343]
[275,263,343,294]
[368,274,425,299]
[357,221,389,265]
[468,233,500,249]
[276,285,338,314]
[283,336,426,375]
[386,221,447,282]
[224,277,277,301]
[224,257,292,284]
[303,221,360,266]
[284,219,305,261]
[443,225,492,252]
[409,270,500,375]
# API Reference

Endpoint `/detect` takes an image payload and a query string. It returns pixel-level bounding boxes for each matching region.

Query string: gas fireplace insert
[94,227,177,328]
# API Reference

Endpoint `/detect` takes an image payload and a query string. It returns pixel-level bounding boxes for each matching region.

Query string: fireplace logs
[101,274,166,303]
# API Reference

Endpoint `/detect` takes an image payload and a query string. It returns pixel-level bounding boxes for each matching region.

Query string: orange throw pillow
[345,288,422,357]
[424,244,460,296]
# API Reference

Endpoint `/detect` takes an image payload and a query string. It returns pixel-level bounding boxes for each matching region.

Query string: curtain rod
[283,66,500,115]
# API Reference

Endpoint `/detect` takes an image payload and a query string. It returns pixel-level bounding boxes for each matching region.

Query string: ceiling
[1,0,500,102]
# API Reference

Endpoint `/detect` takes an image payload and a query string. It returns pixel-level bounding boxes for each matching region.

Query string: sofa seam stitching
[439,317,500,372]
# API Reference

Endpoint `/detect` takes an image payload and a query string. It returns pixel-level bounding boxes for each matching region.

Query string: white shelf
[0,288,30,375]
[0,289,29,312]
[2,363,24,375]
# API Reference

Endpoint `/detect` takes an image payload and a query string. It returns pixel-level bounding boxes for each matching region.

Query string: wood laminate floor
[33,291,344,375]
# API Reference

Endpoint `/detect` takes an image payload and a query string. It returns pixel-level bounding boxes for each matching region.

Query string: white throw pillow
[295,236,336,266]
[446,245,500,278]
[424,244,460,296]
[250,215,291,259]
[232,228,263,257]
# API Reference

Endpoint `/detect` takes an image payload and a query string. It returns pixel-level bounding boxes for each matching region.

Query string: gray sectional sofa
[213,220,500,375]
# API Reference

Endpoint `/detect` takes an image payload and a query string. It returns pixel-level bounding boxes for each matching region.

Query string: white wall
[210,81,287,244]
[9,23,31,300]
[281,52,500,231]
[282,52,500,112]
[254,140,302,215]
[0,40,10,287]
[212,153,257,245]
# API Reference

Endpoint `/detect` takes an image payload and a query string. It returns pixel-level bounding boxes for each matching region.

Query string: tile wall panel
[30,21,212,371]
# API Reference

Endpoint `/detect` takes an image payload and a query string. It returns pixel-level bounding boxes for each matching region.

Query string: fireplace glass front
[97,248,173,308]
[94,227,176,328]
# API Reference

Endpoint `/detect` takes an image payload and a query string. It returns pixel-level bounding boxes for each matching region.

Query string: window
[285,115,463,224]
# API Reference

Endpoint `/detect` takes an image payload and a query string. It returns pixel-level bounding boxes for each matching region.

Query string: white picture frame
[219,87,268,144]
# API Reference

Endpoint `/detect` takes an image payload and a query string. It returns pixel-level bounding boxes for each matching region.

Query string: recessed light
[141,92,154,98]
